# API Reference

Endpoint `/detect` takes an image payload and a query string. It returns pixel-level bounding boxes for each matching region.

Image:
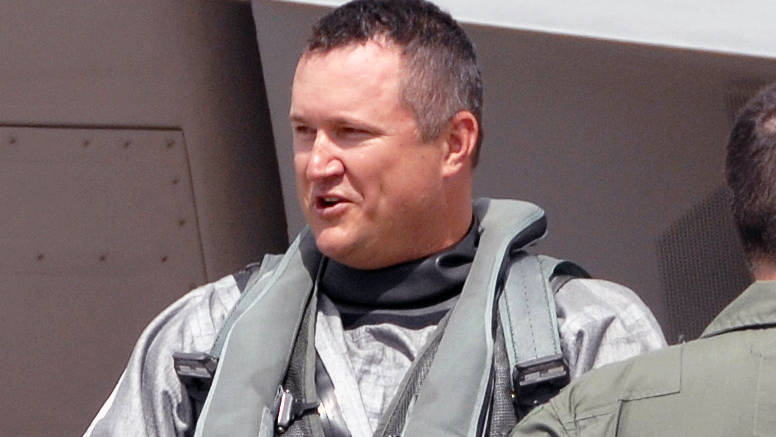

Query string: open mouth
[316,196,344,209]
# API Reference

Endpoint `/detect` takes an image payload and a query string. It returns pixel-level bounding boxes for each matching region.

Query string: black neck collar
[320,219,478,308]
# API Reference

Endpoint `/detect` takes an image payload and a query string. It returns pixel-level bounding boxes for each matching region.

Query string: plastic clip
[173,352,218,381]
[513,353,570,415]
[273,386,320,434]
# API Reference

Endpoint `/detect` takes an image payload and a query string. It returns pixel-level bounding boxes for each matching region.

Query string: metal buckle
[513,353,570,415]
[273,386,320,434]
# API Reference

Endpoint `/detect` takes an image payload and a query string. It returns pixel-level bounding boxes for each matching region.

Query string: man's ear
[441,110,479,177]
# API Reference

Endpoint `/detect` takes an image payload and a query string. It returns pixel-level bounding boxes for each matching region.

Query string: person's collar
[320,218,478,308]
[701,280,776,338]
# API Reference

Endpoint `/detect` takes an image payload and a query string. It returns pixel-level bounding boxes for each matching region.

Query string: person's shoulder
[82,268,258,436]
[554,343,682,424]
[556,278,665,340]
[554,277,667,375]
[139,271,245,355]
[557,278,662,334]
[556,278,647,313]
[141,253,287,357]
[572,343,681,402]
[511,344,683,437]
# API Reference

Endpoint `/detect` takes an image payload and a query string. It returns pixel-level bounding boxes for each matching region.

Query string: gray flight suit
[84,198,666,437]
[511,280,776,437]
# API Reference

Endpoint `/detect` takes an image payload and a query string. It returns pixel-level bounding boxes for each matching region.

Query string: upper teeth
[324,197,338,202]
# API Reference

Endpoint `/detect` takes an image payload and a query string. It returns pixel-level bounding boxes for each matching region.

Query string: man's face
[290,41,451,269]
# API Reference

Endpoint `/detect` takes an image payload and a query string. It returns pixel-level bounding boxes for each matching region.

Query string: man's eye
[339,127,369,137]
[293,125,315,136]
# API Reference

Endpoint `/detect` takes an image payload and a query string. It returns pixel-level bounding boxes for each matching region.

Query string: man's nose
[306,131,344,180]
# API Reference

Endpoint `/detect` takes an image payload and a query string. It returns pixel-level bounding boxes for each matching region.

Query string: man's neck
[320,216,478,308]
[752,259,776,281]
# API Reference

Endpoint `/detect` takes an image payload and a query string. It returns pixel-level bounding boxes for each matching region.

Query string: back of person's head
[305,0,484,164]
[726,82,776,268]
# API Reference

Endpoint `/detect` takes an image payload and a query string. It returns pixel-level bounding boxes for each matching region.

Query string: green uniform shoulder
[554,345,681,420]
[511,345,681,436]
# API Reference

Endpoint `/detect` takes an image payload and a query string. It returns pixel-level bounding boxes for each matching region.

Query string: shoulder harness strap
[497,253,588,418]
[172,257,281,434]
[210,256,282,359]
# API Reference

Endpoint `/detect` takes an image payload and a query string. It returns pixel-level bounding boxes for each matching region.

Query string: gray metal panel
[0,0,287,280]
[0,126,206,435]
[1,1,287,435]
[0,127,205,280]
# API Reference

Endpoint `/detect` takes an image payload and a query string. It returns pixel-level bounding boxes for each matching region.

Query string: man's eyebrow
[289,114,378,131]
[289,114,307,124]
[331,117,370,127]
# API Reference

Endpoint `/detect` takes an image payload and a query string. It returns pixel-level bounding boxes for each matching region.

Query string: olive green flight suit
[511,280,776,437]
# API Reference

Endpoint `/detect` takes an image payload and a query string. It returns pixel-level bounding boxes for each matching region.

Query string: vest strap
[498,253,588,417]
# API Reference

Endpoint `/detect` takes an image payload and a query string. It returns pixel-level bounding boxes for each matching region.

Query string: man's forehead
[296,39,403,76]
[291,42,405,106]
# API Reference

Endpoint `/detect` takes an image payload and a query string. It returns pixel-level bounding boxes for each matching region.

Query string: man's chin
[315,236,385,270]
[313,231,355,262]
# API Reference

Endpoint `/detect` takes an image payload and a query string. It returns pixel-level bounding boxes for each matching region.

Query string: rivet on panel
[171,177,180,185]
[166,139,175,148]
[99,255,107,262]
[9,135,17,145]
[82,139,90,147]
[161,256,168,263]
[123,140,131,148]
[36,254,45,261]
[178,219,186,227]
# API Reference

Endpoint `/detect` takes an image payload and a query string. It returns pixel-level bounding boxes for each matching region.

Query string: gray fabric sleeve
[555,278,667,379]
[82,275,241,437]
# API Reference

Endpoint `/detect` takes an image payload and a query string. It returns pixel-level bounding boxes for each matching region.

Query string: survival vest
[173,198,588,437]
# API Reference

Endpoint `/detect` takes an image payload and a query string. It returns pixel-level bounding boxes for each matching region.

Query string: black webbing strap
[487,321,518,437]
[276,289,320,437]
